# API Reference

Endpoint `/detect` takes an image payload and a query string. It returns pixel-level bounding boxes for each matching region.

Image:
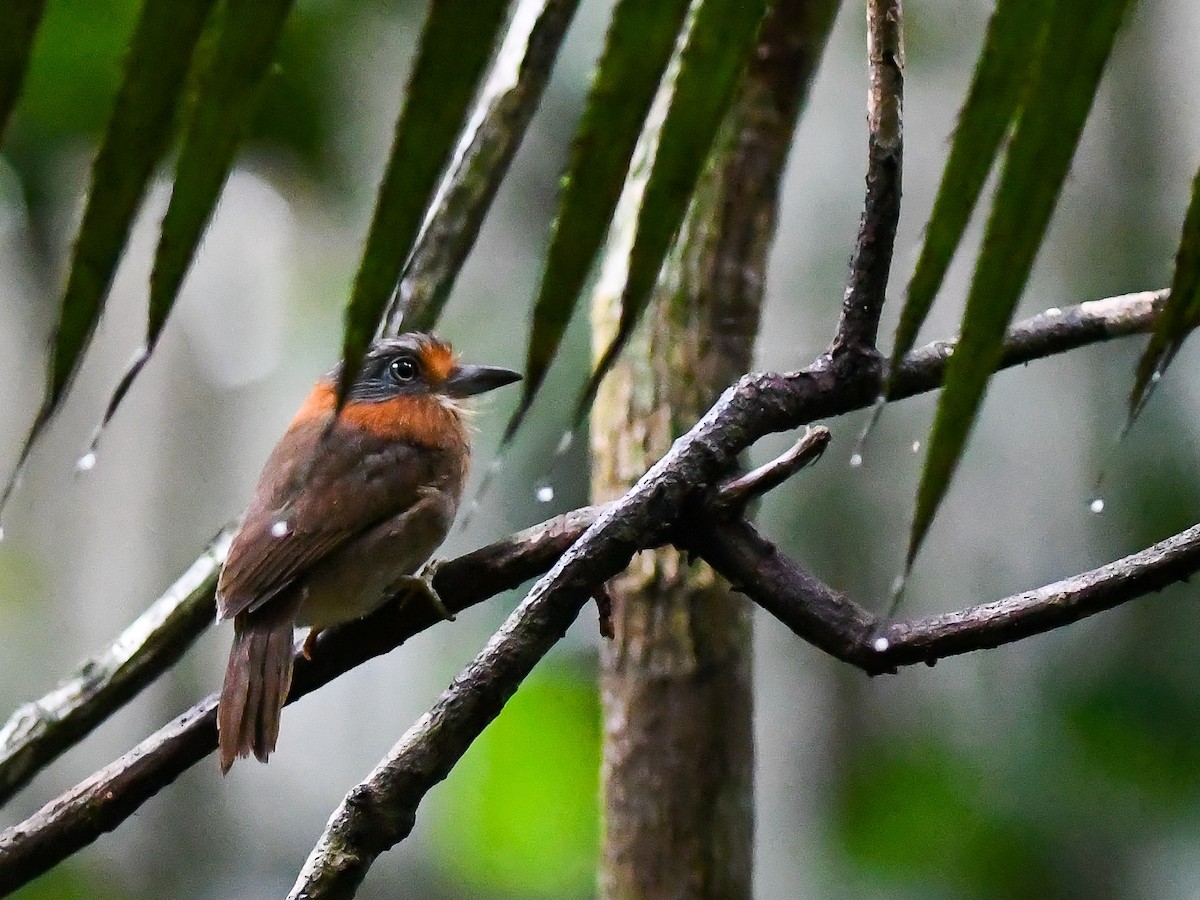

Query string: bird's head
[342,333,522,403]
[296,333,520,449]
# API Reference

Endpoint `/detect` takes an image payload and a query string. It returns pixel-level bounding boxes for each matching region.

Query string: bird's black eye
[389,355,419,384]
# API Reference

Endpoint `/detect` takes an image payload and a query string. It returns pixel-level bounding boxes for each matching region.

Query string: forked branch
[0,289,1175,897]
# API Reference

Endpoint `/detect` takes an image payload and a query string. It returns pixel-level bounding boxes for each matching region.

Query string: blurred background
[2,0,1200,897]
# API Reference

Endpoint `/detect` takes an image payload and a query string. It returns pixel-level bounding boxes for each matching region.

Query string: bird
[215,333,520,773]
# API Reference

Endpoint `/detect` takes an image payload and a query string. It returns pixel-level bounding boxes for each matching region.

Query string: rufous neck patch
[292,382,467,449]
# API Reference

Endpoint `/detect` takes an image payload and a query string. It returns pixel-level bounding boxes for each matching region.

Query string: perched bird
[216,333,520,773]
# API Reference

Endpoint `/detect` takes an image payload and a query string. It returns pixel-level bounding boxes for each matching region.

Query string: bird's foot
[395,559,455,622]
[301,627,322,660]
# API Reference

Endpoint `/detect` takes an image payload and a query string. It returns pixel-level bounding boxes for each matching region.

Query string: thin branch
[390,0,582,335]
[832,0,904,355]
[0,698,217,898]
[0,289,1169,893]
[878,520,1200,668]
[0,526,233,808]
[692,515,1200,675]
[711,425,830,515]
[892,289,1167,398]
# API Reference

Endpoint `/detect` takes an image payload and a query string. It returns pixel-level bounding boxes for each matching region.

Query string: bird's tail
[217,610,296,774]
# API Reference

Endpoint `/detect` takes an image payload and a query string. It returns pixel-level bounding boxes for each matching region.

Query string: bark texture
[591,3,840,896]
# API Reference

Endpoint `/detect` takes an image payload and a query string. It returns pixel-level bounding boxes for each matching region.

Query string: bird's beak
[443,364,522,398]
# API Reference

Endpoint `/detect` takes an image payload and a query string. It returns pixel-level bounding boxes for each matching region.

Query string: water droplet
[849,453,863,468]
[1150,370,1162,384]
[911,440,921,453]
[535,484,555,503]
[890,575,905,596]
[873,636,890,653]
[270,520,290,537]
[0,526,6,542]
[1089,498,1105,514]
[1044,307,1063,317]
[75,452,96,473]
[555,431,574,456]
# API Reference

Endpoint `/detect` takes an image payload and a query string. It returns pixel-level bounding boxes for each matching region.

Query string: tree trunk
[590,3,840,897]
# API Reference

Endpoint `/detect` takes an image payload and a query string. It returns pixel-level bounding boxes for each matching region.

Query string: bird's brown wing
[216,418,438,621]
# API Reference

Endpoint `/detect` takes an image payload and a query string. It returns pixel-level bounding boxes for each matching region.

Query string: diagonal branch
[0,526,233,808]
[288,545,592,898]
[0,289,1169,894]
[684,518,877,668]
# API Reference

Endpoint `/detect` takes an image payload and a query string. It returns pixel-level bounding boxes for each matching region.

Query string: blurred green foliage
[431,659,600,898]
[17,0,140,140]
[3,0,398,223]
[839,738,1062,897]
[245,0,346,178]
[1063,667,1200,806]
[13,862,115,900]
